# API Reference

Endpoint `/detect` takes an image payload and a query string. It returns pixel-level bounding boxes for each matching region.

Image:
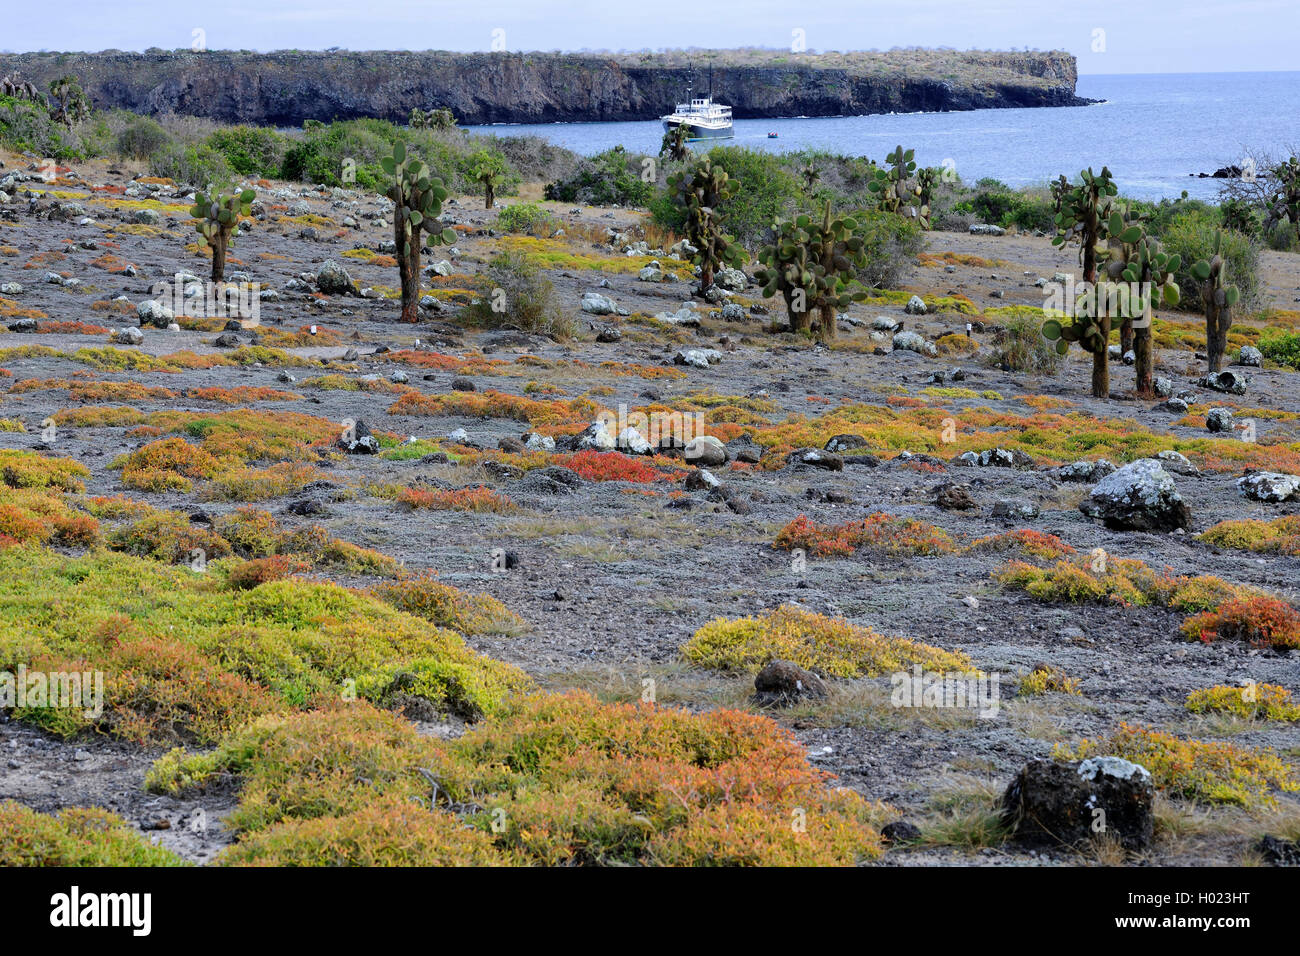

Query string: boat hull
[662,118,733,141]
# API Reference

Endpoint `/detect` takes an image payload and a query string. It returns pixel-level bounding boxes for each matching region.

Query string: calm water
[464,72,1299,201]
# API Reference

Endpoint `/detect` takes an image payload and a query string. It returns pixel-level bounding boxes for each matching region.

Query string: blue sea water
[463,72,1300,201]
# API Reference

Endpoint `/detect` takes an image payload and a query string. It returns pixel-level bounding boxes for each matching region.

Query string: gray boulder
[1080,458,1190,531]
[1237,471,1300,503]
[1003,758,1154,853]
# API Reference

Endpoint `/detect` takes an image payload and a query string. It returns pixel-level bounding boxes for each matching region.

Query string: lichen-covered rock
[969,223,1006,236]
[1003,758,1154,852]
[580,291,617,315]
[137,299,174,327]
[315,259,355,295]
[715,266,747,292]
[1237,345,1263,367]
[1199,370,1246,395]
[1057,459,1115,483]
[673,348,722,369]
[892,331,937,356]
[824,434,867,453]
[1237,470,1300,503]
[1205,407,1234,433]
[1080,458,1190,531]
[904,295,927,315]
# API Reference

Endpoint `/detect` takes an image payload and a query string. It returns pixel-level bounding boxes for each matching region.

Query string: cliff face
[0,50,1088,126]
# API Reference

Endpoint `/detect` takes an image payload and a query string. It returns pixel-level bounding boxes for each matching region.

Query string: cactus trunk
[1119,317,1134,356]
[395,217,420,324]
[1206,302,1230,373]
[210,235,228,283]
[484,181,495,209]
[818,303,837,341]
[1134,326,1154,397]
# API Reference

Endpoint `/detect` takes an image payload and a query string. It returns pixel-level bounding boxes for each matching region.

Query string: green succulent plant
[867,146,928,227]
[189,186,256,282]
[1264,156,1300,246]
[754,201,869,341]
[1190,230,1242,373]
[660,125,690,163]
[1045,166,1120,398]
[666,156,747,297]
[380,141,457,323]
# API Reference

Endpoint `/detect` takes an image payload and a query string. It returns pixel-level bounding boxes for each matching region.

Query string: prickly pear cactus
[1098,206,1181,395]
[1265,156,1300,246]
[1045,166,1120,398]
[1191,230,1241,373]
[666,156,747,297]
[754,202,868,341]
[380,141,456,323]
[868,145,926,225]
[189,186,256,282]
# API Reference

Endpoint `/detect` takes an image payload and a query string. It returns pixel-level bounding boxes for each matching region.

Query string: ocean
[463,71,1299,201]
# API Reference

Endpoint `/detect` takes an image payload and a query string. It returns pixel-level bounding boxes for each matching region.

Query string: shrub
[113,114,171,160]
[0,802,185,866]
[205,125,288,177]
[545,147,655,207]
[1016,663,1081,697]
[1162,210,1260,313]
[459,249,574,339]
[1199,515,1300,555]
[683,604,971,677]
[694,145,804,246]
[218,795,504,866]
[150,693,885,866]
[557,450,675,483]
[1186,683,1300,722]
[1057,723,1298,807]
[774,513,955,557]
[496,201,556,235]
[1258,329,1300,369]
[985,314,1063,374]
[1181,596,1300,650]
[148,141,234,187]
[395,485,515,513]
[847,208,925,290]
[371,576,525,635]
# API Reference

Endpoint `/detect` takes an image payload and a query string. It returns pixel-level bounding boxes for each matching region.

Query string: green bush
[206,125,288,177]
[1258,329,1300,369]
[986,314,1063,374]
[0,95,85,160]
[1161,209,1261,312]
[545,147,655,208]
[113,114,171,160]
[968,184,1054,232]
[698,146,804,245]
[496,201,556,235]
[148,141,234,187]
[847,208,925,289]
[460,249,575,340]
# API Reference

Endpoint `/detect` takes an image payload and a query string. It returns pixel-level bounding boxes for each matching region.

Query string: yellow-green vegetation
[1057,724,1299,807]
[1185,683,1300,722]
[0,418,25,432]
[0,486,100,548]
[371,576,526,636]
[1199,516,1300,556]
[0,545,531,741]
[496,236,693,278]
[0,802,186,867]
[1016,663,1082,697]
[683,604,971,677]
[995,555,1244,612]
[148,693,885,866]
[100,502,398,577]
[0,448,90,492]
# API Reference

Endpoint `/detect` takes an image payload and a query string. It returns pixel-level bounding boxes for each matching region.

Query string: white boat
[661,95,733,141]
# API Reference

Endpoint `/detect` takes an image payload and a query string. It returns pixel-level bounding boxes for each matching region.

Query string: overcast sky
[4,0,1293,74]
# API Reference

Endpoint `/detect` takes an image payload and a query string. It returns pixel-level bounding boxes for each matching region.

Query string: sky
[3,0,1295,74]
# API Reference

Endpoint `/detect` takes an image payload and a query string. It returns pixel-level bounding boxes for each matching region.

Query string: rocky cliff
[0,49,1090,126]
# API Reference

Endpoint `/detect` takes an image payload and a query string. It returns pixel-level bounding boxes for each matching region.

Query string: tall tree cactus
[1102,207,1181,396]
[1191,231,1241,373]
[469,149,507,209]
[667,156,747,297]
[1044,167,1120,398]
[380,142,457,324]
[48,75,89,128]
[189,186,256,282]
[754,201,868,341]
